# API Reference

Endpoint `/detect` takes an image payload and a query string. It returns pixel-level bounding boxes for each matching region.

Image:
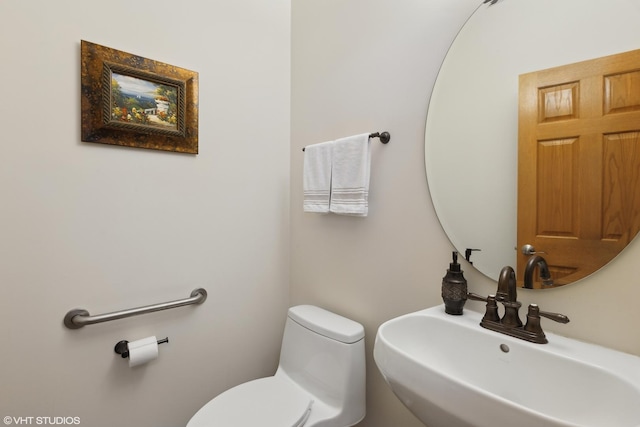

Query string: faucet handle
[524,304,569,332]
[538,309,570,324]
[467,292,488,302]
[466,293,501,323]
[524,304,544,335]
[524,304,569,344]
[482,294,500,322]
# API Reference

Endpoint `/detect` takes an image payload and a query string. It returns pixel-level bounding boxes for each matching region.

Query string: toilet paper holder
[114,337,169,359]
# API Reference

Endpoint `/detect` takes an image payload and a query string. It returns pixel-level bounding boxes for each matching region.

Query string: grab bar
[63,288,207,329]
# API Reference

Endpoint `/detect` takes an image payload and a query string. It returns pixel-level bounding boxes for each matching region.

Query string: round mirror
[425,0,640,286]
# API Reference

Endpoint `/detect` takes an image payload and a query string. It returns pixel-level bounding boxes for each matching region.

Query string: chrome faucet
[523,255,554,289]
[467,264,569,344]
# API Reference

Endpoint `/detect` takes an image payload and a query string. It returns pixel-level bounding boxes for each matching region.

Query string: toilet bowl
[186,305,366,427]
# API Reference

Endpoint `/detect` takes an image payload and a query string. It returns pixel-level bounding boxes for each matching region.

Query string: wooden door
[518,49,640,287]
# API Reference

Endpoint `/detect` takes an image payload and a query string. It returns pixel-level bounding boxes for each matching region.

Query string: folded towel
[330,133,371,216]
[303,141,334,213]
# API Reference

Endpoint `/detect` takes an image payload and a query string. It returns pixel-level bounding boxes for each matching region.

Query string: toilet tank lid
[288,305,364,344]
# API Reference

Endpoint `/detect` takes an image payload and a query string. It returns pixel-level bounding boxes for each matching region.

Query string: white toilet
[186,305,366,427]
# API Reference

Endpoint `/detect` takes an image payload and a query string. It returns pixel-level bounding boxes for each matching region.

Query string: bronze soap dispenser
[442,251,467,315]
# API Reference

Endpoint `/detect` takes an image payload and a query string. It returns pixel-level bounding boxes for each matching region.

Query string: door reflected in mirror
[517,50,640,287]
[425,0,640,288]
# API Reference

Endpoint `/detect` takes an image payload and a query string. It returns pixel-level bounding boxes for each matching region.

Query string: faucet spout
[524,255,553,289]
[496,266,517,303]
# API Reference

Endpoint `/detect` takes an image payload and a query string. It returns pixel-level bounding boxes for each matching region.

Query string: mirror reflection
[425,0,640,287]
[517,50,640,286]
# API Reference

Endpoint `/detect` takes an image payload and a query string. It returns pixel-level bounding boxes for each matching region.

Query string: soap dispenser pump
[442,251,468,315]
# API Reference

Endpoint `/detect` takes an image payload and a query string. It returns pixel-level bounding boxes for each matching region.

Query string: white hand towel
[303,141,334,213]
[330,133,371,216]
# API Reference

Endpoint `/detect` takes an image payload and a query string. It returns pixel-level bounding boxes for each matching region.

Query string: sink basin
[374,305,640,427]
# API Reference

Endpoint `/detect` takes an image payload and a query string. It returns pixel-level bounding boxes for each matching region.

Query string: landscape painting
[110,72,179,131]
[81,40,199,154]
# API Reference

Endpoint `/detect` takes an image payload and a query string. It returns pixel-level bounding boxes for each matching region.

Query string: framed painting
[81,40,199,154]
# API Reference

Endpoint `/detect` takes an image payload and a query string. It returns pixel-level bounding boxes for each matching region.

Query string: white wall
[0,1,290,427]
[291,1,640,426]
[291,1,480,425]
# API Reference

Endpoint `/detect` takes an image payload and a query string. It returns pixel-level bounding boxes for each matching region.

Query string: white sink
[374,305,640,427]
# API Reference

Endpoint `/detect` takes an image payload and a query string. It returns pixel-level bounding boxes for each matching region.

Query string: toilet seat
[186,375,315,427]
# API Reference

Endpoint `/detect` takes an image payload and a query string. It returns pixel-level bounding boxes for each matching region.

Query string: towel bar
[63,288,207,329]
[302,131,390,151]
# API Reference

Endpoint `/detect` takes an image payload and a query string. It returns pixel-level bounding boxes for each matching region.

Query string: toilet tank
[277,305,366,424]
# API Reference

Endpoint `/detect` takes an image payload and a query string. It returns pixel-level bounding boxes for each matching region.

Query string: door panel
[518,49,640,287]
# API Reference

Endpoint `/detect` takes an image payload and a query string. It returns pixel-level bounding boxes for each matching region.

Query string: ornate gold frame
[81,40,199,154]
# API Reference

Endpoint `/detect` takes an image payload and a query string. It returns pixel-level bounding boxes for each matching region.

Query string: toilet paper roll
[128,336,159,367]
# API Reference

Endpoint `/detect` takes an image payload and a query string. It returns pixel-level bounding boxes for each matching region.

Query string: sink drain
[499,344,510,353]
